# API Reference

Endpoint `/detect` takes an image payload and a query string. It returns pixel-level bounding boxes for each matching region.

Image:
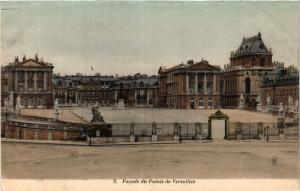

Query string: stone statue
[278,103,284,118]
[53,98,60,122]
[130,121,134,135]
[295,100,299,112]
[265,95,271,112]
[238,94,244,109]
[152,121,157,135]
[173,122,179,135]
[91,104,104,123]
[9,91,14,108]
[256,95,261,103]
[4,98,8,110]
[288,96,293,112]
[256,95,262,112]
[54,98,59,111]
[15,95,22,115]
[266,95,271,106]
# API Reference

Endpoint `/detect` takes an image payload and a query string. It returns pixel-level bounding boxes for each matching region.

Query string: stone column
[24,71,28,90]
[194,74,198,94]
[64,91,68,105]
[34,72,37,91]
[203,74,207,94]
[44,72,47,90]
[15,71,18,91]
[134,90,138,105]
[114,90,118,101]
[186,74,189,94]
[213,74,216,94]
[75,91,78,104]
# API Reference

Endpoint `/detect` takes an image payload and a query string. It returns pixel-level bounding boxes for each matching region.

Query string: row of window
[21,99,44,107]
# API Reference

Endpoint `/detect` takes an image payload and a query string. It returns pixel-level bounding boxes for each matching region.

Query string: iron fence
[111,122,209,139]
[228,122,299,140]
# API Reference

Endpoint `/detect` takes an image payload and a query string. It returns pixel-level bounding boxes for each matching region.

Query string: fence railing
[228,122,299,140]
[111,123,209,140]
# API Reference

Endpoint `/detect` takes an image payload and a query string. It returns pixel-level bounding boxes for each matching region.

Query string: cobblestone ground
[2,140,298,179]
[22,108,277,123]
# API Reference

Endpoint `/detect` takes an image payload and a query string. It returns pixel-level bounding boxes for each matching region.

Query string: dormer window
[259,43,264,49]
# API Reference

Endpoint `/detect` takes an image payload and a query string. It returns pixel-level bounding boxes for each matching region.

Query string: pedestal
[118,99,125,109]
[256,104,262,112]
[130,135,136,142]
[152,135,158,142]
[279,133,285,140]
[259,133,265,140]
[236,134,242,140]
[265,105,270,113]
[174,135,180,141]
[53,112,60,122]
[47,131,53,140]
[196,134,203,140]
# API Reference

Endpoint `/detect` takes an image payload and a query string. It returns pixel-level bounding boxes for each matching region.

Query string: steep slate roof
[231,32,271,59]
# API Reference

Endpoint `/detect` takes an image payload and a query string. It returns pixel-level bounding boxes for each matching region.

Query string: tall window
[37,72,44,89]
[208,98,213,109]
[245,78,251,94]
[199,99,204,108]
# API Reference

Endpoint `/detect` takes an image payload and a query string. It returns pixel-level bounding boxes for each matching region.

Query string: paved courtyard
[22,107,277,123]
[2,140,298,179]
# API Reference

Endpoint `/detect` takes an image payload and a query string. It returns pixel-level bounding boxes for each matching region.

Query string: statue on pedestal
[91,104,104,123]
[238,94,244,109]
[130,121,135,135]
[288,96,293,112]
[53,98,60,122]
[4,98,9,112]
[256,95,262,112]
[54,98,59,111]
[9,91,14,108]
[278,103,284,118]
[152,121,157,135]
[15,95,22,116]
[295,100,299,112]
[265,95,271,112]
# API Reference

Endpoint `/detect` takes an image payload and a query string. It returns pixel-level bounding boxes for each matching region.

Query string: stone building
[261,64,299,108]
[158,59,221,109]
[1,55,54,108]
[221,32,274,108]
[52,74,159,107]
[113,74,159,107]
[53,75,116,106]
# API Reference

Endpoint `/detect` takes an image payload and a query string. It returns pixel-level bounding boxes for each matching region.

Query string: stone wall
[2,122,82,141]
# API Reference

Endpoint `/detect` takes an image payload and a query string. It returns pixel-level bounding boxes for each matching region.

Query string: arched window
[245,78,251,94]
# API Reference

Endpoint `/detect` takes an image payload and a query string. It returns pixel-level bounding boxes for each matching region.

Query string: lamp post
[179,124,182,143]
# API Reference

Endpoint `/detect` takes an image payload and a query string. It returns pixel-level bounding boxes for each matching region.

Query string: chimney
[15,56,19,63]
[23,55,26,62]
[257,32,261,38]
[35,53,39,62]
[187,60,194,65]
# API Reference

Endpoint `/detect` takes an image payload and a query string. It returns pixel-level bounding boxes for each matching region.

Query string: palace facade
[158,59,221,109]
[1,55,53,108]
[52,74,159,107]
[2,33,298,110]
[261,64,299,108]
[221,32,275,108]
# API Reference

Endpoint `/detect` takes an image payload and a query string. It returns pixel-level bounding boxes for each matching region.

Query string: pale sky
[1,1,298,75]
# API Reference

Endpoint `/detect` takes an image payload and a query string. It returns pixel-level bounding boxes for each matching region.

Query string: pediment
[20,60,47,67]
[189,61,220,71]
